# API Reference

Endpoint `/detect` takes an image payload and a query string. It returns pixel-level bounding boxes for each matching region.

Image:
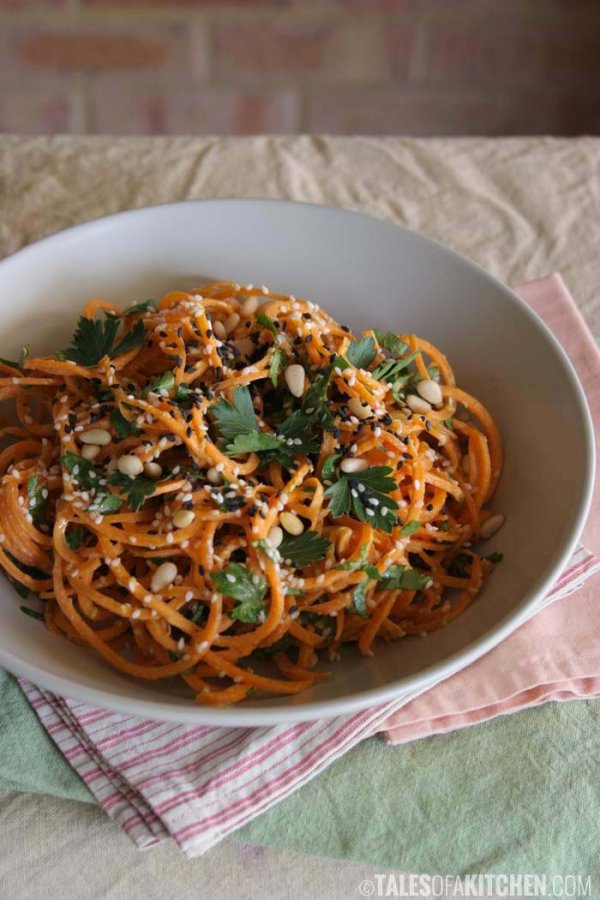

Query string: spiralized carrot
[0,282,504,705]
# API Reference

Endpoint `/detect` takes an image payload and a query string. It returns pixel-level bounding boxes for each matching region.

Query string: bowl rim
[0,197,594,725]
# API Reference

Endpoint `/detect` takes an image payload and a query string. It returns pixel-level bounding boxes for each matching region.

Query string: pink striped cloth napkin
[18,274,599,858]
[379,273,600,744]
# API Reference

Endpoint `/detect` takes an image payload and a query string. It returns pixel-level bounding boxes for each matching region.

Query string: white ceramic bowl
[0,200,593,725]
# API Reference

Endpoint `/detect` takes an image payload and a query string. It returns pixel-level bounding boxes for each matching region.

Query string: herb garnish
[107,472,157,512]
[324,466,399,533]
[211,563,267,623]
[63,316,145,366]
[278,531,330,568]
[346,337,376,369]
[26,475,47,526]
[110,408,141,439]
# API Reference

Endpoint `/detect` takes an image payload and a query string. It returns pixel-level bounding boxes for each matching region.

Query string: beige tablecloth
[0,135,598,899]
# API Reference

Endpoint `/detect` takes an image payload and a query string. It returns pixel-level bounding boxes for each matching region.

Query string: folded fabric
[379,274,600,743]
[17,273,599,857]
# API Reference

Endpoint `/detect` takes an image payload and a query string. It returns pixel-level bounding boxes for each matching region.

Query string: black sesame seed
[186,427,193,438]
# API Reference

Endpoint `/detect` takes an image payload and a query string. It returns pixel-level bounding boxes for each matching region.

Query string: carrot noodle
[0,282,504,705]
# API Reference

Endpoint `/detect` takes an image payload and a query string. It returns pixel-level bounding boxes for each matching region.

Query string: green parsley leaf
[484,551,503,564]
[211,386,259,444]
[211,563,267,622]
[277,409,320,456]
[322,453,341,480]
[60,452,101,492]
[120,299,156,316]
[335,544,369,570]
[371,352,418,384]
[0,345,29,372]
[226,432,282,456]
[86,493,122,515]
[398,520,421,536]
[107,472,156,512]
[377,564,430,591]
[269,347,285,386]
[448,553,470,578]
[351,579,370,618]
[64,316,120,366]
[325,466,399,534]
[3,550,48,581]
[440,521,450,532]
[110,408,141,439]
[20,605,44,621]
[257,312,277,334]
[26,475,47,526]
[142,370,175,398]
[347,337,376,369]
[111,319,146,358]
[443,418,454,430]
[175,384,191,403]
[251,539,281,564]
[374,330,410,357]
[278,531,330,568]
[65,526,87,550]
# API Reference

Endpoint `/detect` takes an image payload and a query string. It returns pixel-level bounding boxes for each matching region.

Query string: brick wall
[0,0,598,135]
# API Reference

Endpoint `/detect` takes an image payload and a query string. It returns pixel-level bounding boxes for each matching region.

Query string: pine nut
[417,378,443,407]
[81,428,111,446]
[267,525,284,549]
[144,462,163,479]
[285,364,305,398]
[224,312,240,335]
[151,561,178,593]
[117,454,143,478]
[347,397,371,420]
[407,394,432,415]
[340,457,369,474]
[480,514,505,539]
[81,444,100,461]
[212,320,227,341]
[280,511,304,536]
[241,295,259,316]
[206,466,221,484]
[173,509,195,529]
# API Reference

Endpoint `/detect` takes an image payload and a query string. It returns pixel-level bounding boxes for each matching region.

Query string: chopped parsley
[212,386,259,443]
[26,475,47,526]
[142,370,175,398]
[324,466,399,533]
[63,316,145,366]
[211,563,267,622]
[278,531,330,568]
[0,344,29,372]
[351,579,370,618]
[65,526,87,551]
[107,472,156,512]
[321,453,341,481]
[257,312,277,334]
[110,407,141,439]
[374,330,410,357]
[60,452,101,491]
[398,520,421,536]
[269,347,285,386]
[346,336,376,369]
